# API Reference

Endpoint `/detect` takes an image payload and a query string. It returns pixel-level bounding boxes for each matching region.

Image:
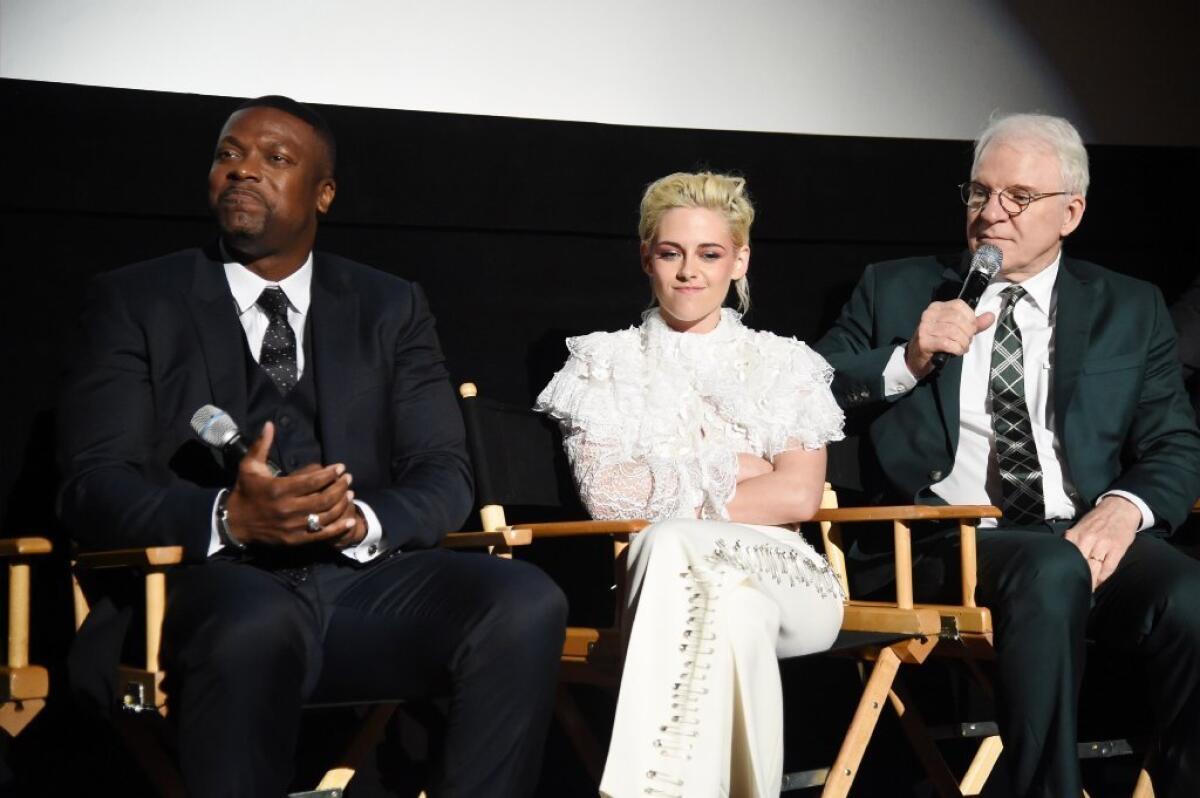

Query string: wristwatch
[216,490,246,550]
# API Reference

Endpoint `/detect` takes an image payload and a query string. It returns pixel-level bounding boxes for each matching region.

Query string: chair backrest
[458,383,585,530]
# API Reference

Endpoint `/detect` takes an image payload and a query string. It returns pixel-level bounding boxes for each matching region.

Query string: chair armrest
[75,546,185,570]
[514,520,649,539]
[443,520,647,548]
[72,546,179,677]
[0,538,52,557]
[812,504,1000,610]
[841,601,941,637]
[443,527,534,549]
[811,505,1001,523]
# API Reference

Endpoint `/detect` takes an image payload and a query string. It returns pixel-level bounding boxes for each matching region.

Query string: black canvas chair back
[458,389,585,526]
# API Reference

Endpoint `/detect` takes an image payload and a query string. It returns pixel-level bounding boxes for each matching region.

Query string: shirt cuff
[207,489,228,557]
[1097,490,1155,532]
[883,345,920,397]
[341,500,385,563]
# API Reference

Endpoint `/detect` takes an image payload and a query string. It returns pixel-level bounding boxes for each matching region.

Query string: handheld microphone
[928,244,1004,371]
[190,404,282,476]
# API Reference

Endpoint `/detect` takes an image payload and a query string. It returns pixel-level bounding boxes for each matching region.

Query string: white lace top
[535,309,845,522]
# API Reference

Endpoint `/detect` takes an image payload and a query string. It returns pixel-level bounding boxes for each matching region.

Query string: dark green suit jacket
[814,254,1200,534]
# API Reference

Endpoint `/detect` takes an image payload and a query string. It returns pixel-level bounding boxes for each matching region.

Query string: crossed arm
[564,430,826,527]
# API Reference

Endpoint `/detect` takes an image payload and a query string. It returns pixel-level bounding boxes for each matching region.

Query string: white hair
[972,112,1090,197]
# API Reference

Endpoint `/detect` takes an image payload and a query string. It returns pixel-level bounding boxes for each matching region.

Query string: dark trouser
[918,526,1200,798]
[160,549,567,798]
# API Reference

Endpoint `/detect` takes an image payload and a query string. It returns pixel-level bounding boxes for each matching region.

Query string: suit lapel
[187,246,249,426]
[930,257,967,455]
[309,254,359,460]
[1053,257,1093,435]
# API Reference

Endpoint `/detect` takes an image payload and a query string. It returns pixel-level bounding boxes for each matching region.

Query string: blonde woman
[536,172,845,797]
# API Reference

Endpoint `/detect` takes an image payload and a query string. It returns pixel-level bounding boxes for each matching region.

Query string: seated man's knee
[482,561,567,654]
[988,535,1091,617]
[1154,569,1200,646]
[165,597,313,685]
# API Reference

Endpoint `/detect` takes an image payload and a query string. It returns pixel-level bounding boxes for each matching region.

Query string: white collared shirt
[883,254,1152,529]
[223,253,313,375]
[208,251,383,561]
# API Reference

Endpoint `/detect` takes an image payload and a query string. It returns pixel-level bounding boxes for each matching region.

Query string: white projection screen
[2,0,1196,144]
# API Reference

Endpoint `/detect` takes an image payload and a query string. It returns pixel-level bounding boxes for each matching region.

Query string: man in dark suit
[815,113,1200,797]
[58,96,567,797]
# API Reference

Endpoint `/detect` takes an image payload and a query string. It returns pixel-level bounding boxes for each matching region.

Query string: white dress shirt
[882,255,1152,530]
[208,253,384,561]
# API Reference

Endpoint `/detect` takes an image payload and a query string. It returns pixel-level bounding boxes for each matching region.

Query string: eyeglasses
[958,181,1070,216]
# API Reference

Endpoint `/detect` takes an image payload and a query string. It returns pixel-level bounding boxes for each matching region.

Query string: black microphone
[928,244,1004,371]
[190,404,282,476]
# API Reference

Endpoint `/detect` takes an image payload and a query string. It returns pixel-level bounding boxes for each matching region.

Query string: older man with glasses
[815,113,1200,797]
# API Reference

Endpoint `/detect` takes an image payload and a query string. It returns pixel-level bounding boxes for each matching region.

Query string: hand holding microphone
[190,405,360,548]
[905,245,1004,378]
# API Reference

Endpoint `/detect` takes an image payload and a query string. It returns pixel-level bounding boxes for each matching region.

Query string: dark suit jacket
[57,244,473,559]
[814,254,1200,534]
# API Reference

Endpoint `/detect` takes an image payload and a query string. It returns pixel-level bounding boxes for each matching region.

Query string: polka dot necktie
[990,285,1045,525]
[255,286,298,395]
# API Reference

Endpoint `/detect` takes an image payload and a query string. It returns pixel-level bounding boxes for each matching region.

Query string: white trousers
[600,519,845,798]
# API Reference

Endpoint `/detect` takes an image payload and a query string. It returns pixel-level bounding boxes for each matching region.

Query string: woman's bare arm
[725,447,826,525]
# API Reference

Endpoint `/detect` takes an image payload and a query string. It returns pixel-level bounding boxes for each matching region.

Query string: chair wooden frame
[803,495,997,795]
[0,536,52,738]
[814,500,1156,798]
[71,526,524,797]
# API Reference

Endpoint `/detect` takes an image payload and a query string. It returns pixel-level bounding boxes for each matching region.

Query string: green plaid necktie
[990,285,1045,524]
[256,287,298,394]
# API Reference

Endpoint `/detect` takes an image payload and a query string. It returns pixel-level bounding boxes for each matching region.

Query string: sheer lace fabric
[535,309,845,521]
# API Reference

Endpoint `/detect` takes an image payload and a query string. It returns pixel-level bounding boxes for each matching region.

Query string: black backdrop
[3,78,1199,528]
[3,78,1198,531]
[1,77,1198,793]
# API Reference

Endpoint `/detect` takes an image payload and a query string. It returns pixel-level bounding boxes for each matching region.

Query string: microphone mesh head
[972,243,1004,279]
[190,404,240,448]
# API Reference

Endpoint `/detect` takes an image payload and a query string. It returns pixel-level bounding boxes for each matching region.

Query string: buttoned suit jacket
[58,243,473,707]
[813,254,1200,534]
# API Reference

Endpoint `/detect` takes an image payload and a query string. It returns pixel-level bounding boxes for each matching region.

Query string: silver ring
[306,513,322,533]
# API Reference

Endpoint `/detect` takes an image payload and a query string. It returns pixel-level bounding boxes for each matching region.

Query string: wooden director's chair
[814,490,1157,798]
[0,536,52,740]
[456,382,949,796]
[71,515,526,797]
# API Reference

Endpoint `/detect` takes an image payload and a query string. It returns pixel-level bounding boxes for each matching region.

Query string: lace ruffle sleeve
[535,332,737,522]
[741,334,846,460]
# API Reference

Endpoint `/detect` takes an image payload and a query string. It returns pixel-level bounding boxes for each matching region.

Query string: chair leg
[1132,767,1155,798]
[0,698,45,736]
[316,703,399,790]
[887,679,964,798]
[114,712,187,798]
[822,646,901,797]
[959,735,1003,796]
[553,682,607,784]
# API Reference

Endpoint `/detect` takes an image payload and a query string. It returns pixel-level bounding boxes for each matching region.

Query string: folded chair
[814,493,1156,798]
[0,536,52,739]
[71,515,524,797]
[456,382,947,796]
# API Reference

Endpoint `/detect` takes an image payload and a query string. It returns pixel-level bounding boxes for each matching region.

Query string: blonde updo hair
[638,171,755,314]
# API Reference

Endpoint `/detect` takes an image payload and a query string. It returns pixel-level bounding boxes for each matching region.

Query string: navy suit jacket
[57,244,473,561]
